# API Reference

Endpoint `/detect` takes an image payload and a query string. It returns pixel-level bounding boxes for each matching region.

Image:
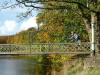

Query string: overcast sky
[0,0,39,36]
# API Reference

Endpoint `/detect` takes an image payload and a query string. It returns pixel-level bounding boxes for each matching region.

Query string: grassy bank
[67,58,100,75]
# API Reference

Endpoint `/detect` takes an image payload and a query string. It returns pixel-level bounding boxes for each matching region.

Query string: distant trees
[7,27,37,44]
[0,36,8,44]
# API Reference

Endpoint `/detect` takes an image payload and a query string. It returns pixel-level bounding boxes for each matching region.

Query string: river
[0,55,90,75]
[0,55,69,75]
[0,55,39,75]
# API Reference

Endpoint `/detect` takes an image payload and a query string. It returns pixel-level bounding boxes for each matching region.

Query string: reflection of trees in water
[37,54,65,75]
[27,55,85,75]
[31,55,91,75]
[10,55,99,75]
[23,55,53,75]
[40,54,53,75]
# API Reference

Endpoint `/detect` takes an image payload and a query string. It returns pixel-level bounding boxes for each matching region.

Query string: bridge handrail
[0,42,91,45]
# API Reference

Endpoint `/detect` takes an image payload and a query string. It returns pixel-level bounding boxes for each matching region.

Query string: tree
[0,36,8,44]
[36,4,89,42]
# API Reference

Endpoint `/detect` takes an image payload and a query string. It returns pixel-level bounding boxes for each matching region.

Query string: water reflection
[0,56,35,75]
[0,55,70,75]
[0,55,87,75]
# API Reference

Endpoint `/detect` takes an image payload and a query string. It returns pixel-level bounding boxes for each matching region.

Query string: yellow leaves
[43,33,49,42]
[65,18,71,22]
[37,24,64,43]
[44,32,49,38]
[57,26,63,34]
[58,18,62,23]
[51,55,72,64]
[37,32,42,39]
[61,55,70,61]
[54,39,57,42]
[37,32,51,43]
[49,54,56,58]
[48,1,57,7]
[49,1,56,3]
[71,54,77,57]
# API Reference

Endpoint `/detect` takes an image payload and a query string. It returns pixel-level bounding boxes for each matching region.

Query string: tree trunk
[91,12,100,54]
[95,12,100,53]
[82,18,91,42]
[83,12,100,54]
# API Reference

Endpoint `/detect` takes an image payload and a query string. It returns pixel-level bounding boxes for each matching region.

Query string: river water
[0,55,86,75]
[0,55,69,75]
[0,55,38,75]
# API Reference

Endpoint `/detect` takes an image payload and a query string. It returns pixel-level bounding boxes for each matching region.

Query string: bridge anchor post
[91,23,95,57]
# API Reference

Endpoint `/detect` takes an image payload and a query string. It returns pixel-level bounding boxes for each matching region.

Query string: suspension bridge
[0,22,96,55]
[0,43,92,55]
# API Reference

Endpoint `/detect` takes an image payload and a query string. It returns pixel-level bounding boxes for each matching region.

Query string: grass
[66,58,100,75]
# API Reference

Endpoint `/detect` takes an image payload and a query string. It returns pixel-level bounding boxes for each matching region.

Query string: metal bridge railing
[0,43,91,54]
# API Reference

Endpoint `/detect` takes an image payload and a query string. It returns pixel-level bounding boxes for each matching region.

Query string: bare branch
[16,0,70,10]
[17,8,34,20]
[0,3,20,10]
[15,0,99,13]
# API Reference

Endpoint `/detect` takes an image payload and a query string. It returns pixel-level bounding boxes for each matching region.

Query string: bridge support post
[91,23,95,56]
[30,44,32,54]
[40,45,41,52]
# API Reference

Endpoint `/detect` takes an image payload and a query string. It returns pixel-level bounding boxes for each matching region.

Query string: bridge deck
[0,52,91,55]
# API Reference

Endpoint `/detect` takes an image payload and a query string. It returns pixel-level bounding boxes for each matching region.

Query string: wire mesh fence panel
[0,44,11,53]
[0,43,95,54]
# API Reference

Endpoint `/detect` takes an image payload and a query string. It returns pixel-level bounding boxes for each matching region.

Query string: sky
[0,0,39,36]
